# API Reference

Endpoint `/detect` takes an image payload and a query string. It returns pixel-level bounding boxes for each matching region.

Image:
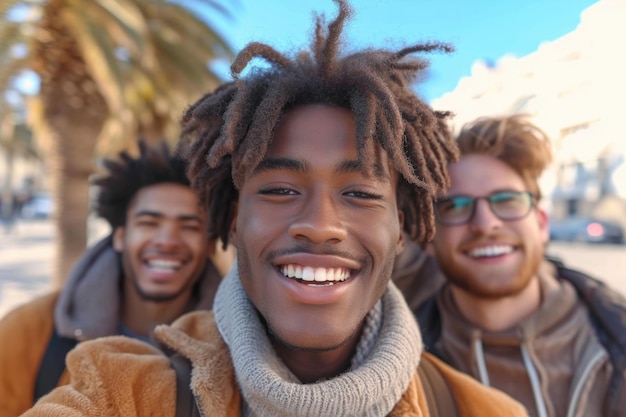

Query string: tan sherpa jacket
[0,292,62,417]
[0,236,223,417]
[23,311,529,417]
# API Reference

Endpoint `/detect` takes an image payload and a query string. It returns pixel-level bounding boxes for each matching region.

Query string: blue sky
[208,0,598,103]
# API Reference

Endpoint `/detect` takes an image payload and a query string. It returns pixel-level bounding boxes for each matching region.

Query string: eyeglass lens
[436,191,533,225]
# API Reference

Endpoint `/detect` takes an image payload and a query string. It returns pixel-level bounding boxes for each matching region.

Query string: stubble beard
[441,249,543,300]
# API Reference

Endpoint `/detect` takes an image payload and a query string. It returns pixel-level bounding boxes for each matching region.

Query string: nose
[469,199,503,234]
[153,222,182,250]
[288,190,347,244]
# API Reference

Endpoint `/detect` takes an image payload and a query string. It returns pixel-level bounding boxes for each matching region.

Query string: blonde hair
[456,114,552,199]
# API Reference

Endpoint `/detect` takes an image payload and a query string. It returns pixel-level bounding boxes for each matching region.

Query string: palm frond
[144,2,234,60]
[61,4,125,113]
[78,0,153,64]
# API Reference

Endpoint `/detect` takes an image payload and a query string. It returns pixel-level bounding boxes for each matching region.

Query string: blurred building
[0,145,47,196]
[432,0,626,228]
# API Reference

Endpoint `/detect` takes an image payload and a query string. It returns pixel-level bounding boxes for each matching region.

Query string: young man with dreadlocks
[23,2,528,416]
[0,141,230,417]
[419,115,626,417]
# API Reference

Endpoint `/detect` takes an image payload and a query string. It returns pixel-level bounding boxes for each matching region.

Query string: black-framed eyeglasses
[434,190,536,226]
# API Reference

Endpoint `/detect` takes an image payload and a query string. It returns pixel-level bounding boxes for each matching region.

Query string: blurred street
[0,219,625,319]
[0,220,54,318]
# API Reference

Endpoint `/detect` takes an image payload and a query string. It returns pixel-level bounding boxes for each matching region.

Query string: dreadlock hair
[178,0,459,247]
[94,140,190,229]
[456,114,553,200]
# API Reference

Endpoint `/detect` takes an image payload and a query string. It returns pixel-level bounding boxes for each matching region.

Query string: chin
[280,335,353,352]
[268,323,357,352]
[136,288,181,302]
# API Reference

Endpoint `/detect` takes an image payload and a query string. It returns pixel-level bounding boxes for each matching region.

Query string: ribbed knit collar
[213,263,422,417]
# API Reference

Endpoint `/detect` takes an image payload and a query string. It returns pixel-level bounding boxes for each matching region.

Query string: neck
[271,328,361,384]
[451,277,541,332]
[121,280,194,338]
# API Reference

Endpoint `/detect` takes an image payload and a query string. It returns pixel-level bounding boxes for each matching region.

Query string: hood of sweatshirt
[54,234,222,341]
[392,234,445,312]
[437,261,610,417]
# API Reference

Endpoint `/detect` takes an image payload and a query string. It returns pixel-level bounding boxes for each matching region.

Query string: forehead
[264,104,392,178]
[269,104,357,157]
[447,154,526,195]
[128,183,203,217]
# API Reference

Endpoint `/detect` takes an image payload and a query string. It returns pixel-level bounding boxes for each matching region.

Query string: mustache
[265,244,365,265]
[461,233,517,247]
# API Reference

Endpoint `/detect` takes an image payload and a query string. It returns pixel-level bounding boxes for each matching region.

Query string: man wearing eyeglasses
[417,115,626,417]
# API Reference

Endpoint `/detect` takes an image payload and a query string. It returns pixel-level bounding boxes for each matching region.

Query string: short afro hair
[94,140,190,229]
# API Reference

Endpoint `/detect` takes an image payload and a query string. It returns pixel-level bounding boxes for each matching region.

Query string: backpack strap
[170,353,201,417]
[417,356,460,417]
[34,327,78,402]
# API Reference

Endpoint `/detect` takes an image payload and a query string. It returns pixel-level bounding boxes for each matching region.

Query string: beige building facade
[432,0,626,229]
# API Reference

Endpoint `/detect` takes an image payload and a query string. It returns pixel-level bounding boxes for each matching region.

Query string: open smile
[464,244,516,259]
[279,264,353,286]
[145,259,183,272]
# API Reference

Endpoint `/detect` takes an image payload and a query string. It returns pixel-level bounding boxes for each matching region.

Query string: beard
[131,277,192,302]
[439,246,544,300]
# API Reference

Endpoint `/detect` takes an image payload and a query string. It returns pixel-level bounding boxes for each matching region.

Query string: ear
[206,237,217,257]
[425,241,435,257]
[112,227,125,252]
[209,241,237,277]
[536,207,550,244]
[229,202,239,245]
[396,210,405,255]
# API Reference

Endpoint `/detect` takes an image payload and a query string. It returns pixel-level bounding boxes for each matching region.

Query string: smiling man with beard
[21,1,530,416]
[419,115,626,417]
[0,141,231,416]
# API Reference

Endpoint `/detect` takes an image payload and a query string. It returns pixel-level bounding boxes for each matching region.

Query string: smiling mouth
[145,259,183,272]
[466,245,514,259]
[279,264,352,286]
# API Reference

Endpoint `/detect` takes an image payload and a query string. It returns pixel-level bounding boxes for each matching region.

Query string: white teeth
[147,259,182,271]
[326,268,335,281]
[468,245,514,258]
[302,267,315,281]
[314,268,326,282]
[280,265,350,283]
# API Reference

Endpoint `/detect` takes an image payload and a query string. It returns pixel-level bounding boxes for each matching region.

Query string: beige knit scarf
[213,264,422,417]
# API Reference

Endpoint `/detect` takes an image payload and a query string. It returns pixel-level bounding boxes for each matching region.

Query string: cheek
[433,228,461,253]
[368,214,403,261]
[189,236,209,257]
[239,203,283,238]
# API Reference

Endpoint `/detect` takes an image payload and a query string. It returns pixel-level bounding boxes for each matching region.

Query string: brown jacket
[0,293,61,417]
[418,262,616,417]
[23,311,528,416]
[0,236,222,417]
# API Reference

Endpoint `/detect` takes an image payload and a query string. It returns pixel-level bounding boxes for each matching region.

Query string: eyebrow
[253,158,307,175]
[336,160,389,180]
[133,210,203,223]
[254,157,391,180]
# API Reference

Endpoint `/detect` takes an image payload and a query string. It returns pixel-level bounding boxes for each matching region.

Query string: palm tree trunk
[45,125,101,288]
[34,0,109,287]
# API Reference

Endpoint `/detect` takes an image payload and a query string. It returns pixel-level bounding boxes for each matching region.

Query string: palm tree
[0,91,38,191]
[0,0,234,286]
